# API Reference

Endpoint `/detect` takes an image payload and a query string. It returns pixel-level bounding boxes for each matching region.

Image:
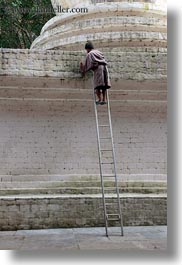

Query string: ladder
[93,89,124,237]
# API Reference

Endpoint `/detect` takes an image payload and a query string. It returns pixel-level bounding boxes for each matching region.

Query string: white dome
[31,0,167,50]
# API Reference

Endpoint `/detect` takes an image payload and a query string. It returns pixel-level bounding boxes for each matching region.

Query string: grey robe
[83,49,111,90]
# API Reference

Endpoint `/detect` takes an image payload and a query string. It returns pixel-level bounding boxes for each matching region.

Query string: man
[80,41,111,105]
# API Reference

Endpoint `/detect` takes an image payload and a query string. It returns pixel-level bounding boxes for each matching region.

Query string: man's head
[85,41,94,53]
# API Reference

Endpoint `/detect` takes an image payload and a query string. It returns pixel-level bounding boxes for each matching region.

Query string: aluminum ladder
[93,89,124,237]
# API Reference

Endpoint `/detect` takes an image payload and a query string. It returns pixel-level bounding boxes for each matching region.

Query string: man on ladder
[80,41,124,237]
[80,41,111,105]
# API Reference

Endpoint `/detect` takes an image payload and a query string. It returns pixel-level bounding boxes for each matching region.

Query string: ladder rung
[105,189,117,191]
[107,218,120,221]
[107,214,120,221]
[107,213,119,216]
[100,138,111,140]
[99,125,110,127]
[105,203,119,206]
[100,149,113,152]
[102,175,115,178]
[101,162,114,165]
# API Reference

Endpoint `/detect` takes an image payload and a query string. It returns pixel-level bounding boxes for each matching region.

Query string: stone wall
[0,194,167,231]
[0,48,167,80]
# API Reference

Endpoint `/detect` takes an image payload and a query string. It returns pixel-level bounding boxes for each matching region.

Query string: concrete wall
[0,0,167,230]
[0,82,167,178]
[0,48,167,180]
[0,46,167,230]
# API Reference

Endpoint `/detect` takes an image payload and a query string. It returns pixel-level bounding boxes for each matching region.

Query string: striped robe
[83,49,111,90]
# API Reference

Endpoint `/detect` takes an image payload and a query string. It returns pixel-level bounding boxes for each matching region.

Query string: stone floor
[0,226,167,251]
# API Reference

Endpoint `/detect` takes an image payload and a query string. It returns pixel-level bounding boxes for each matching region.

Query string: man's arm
[80,53,94,77]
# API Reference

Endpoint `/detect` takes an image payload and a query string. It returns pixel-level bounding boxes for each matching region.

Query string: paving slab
[0,226,167,251]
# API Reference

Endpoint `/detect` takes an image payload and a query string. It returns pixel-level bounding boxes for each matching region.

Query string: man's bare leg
[95,89,102,102]
[102,89,107,102]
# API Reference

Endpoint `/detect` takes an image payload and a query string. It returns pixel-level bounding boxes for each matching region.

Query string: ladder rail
[93,90,109,236]
[106,90,124,236]
[93,88,124,237]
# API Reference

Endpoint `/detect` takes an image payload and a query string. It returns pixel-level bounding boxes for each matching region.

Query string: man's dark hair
[85,41,94,50]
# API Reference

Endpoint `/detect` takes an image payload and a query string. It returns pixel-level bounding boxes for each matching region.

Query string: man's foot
[101,101,107,105]
[96,100,102,105]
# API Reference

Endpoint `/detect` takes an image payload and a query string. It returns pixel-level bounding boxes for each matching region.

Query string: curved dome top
[51,0,88,8]
[51,0,167,10]
[31,0,167,50]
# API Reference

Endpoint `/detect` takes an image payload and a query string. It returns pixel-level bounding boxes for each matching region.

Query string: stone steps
[0,87,167,101]
[0,180,167,188]
[0,178,167,231]
[0,76,167,91]
[0,97,167,114]
[0,187,167,196]
[0,174,167,182]
[0,180,167,195]
[0,193,167,230]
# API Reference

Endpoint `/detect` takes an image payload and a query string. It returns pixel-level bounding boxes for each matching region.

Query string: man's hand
[80,61,84,71]
[80,61,85,77]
